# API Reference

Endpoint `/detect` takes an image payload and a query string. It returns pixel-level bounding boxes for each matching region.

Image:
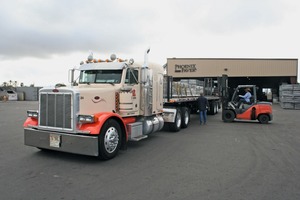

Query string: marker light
[110,54,117,61]
[129,58,134,65]
[27,110,39,119]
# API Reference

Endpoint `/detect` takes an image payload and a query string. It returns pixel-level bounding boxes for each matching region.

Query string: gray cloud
[169,0,286,34]
[0,0,292,61]
[0,0,148,59]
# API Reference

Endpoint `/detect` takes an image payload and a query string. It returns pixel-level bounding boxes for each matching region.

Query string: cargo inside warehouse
[167,58,299,109]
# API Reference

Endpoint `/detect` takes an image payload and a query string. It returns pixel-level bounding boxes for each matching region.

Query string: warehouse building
[166,58,298,101]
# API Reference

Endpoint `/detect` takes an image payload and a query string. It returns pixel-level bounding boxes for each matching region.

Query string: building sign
[175,64,197,73]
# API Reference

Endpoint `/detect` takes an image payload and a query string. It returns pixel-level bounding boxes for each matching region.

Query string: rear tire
[169,108,182,132]
[258,114,269,124]
[223,109,235,122]
[208,102,216,115]
[213,103,218,114]
[181,107,190,128]
[98,119,121,160]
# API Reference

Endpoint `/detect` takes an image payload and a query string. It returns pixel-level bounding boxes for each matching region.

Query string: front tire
[223,109,235,122]
[98,119,121,160]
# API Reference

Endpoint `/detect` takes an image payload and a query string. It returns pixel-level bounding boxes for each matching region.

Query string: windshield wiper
[106,82,115,86]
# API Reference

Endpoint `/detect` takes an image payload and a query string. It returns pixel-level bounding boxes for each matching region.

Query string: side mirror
[68,68,79,86]
[68,69,75,84]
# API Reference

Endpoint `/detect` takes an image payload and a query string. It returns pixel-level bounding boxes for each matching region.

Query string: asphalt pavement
[1,101,300,200]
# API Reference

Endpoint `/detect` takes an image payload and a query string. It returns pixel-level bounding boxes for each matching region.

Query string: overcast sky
[0,0,299,86]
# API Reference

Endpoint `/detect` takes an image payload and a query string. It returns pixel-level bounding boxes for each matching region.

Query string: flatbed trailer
[163,96,220,115]
[163,76,220,115]
[161,76,220,132]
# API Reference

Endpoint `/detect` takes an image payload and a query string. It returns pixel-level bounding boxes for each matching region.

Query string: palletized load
[279,84,300,109]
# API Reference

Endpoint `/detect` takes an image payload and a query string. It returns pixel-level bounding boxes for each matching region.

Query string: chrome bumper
[24,128,99,156]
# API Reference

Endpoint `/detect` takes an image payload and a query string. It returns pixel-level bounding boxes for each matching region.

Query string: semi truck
[23,50,220,160]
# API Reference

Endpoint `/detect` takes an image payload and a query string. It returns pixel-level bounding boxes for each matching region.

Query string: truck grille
[39,92,73,130]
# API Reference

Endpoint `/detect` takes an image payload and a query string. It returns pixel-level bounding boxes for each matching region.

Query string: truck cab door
[119,68,140,116]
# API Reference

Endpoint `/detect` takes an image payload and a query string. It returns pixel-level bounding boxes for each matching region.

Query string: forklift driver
[237,87,252,108]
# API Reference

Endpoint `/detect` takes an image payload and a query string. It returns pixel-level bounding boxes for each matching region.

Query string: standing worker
[197,93,209,125]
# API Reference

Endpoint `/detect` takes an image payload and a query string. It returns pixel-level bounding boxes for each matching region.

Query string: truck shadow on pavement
[33,149,105,163]
[29,135,162,163]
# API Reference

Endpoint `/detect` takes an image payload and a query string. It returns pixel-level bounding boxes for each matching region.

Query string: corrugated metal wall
[167,58,298,78]
[16,87,42,101]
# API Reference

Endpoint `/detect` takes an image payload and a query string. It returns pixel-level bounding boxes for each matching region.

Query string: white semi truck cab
[24,50,167,160]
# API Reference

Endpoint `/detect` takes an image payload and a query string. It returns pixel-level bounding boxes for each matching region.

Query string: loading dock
[167,58,298,101]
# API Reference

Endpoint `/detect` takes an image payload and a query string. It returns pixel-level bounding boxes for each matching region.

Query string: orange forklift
[222,84,273,124]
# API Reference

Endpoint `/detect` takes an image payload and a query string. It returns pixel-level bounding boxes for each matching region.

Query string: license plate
[50,134,61,148]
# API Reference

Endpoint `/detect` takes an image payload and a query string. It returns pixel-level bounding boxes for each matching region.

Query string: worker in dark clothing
[197,93,209,125]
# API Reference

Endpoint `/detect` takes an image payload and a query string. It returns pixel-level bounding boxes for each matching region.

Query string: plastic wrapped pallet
[279,84,300,109]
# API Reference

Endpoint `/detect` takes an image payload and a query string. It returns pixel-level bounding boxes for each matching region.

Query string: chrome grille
[39,92,73,129]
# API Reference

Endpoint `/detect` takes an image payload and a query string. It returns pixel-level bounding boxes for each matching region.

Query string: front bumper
[24,128,99,156]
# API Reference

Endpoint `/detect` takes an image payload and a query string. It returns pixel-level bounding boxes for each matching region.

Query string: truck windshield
[79,70,123,84]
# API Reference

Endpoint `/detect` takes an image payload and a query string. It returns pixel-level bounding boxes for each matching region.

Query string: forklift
[220,75,273,124]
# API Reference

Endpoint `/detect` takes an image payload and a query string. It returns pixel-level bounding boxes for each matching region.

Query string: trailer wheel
[98,119,121,160]
[213,103,218,114]
[216,103,219,114]
[208,101,216,115]
[169,108,182,132]
[258,114,269,124]
[181,107,190,128]
[223,109,235,122]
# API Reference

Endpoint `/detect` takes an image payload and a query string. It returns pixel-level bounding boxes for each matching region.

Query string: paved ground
[1,101,300,200]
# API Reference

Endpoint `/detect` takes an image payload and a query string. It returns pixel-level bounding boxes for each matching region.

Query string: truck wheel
[98,119,121,160]
[169,108,182,132]
[223,110,235,122]
[213,103,218,114]
[208,102,216,115]
[258,114,269,124]
[181,107,190,128]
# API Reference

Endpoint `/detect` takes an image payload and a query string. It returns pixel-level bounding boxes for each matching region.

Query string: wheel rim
[176,113,182,128]
[184,110,189,125]
[104,127,119,153]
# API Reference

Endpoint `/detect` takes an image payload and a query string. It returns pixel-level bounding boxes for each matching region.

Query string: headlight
[78,115,97,123]
[27,110,38,118]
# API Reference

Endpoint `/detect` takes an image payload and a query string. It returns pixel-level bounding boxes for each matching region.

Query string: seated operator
[237,87,252,108]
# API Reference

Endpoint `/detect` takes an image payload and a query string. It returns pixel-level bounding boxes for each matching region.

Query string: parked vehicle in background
[6,90,18,101]
[0,88,17,101]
